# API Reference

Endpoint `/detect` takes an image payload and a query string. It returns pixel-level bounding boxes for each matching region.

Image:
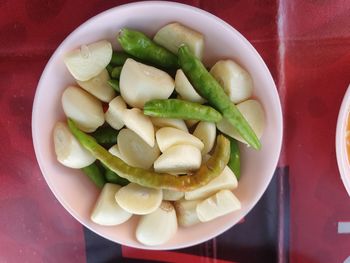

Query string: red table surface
[0,0,349,262]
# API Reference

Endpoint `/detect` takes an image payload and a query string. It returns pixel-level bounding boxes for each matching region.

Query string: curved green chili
[144,99,222,122]
[111,51,131,66]
[226,136,241,180]
[105,167,130,186]
[68,119,230,191]
[178,45,261,150]
[117,28,178,69]
[81,162,106,189]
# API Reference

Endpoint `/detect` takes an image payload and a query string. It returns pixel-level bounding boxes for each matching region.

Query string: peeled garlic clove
[62,86,104,132]
[77,69,116,102]
[151,117,188,132]
[193,121,216,154]
[53,122,96,168]
[156,127,204,152]
[91,183,132,226]
[162,189,184,201]
[120,58,174,108]
[217,100,265,144]
[174,199,201,227]
[196,189,241,222]
[117,128,160,169]
[64,40,113,81]
[105,96,127,130]
[153,23,204,59]
[115,183,162,215]
[123,108,155,147]
[185,166,238,200]
[136,201,177,246]
[108,144,128,163]
[185,119,199,128]
[154,144,202,174]
[175,69,206,103]
[210,59,253,104]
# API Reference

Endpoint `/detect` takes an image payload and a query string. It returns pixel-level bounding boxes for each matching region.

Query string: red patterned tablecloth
[0,1,349,262]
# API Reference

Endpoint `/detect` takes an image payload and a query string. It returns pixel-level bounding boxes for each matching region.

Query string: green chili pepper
[111,66,123,79]
[117,28,178,69]
[106,64,114,75]
[107,79,120,93]
[105,168,129,186]
[178,45,261,150]
[144,99,222,122]
[111,51,131,66]
[68,119,230,191]
[226,136,241,180]
[90,126,118,147]
[81,162,106,189]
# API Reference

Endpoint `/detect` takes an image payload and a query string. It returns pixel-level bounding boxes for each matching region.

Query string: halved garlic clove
[115,183,162,215]
[154,144,202,174]
[151,117,188,132]
[77,69,116,103]
[210,59,253,104]
[123,108,155,147]
[120,58,174,108]
[62,86,104,132]
[64,40,112,81]
[153,22,204,59]
[105,96,127,130]
[185,166,238,200]
[217,100,265,144]
[174,199,201,227]
[136,201,177,246]
[175,69,206,104]
[53,122,96,168]
[162,189,184,201]
[117,128,160,169]
[193,121,216,155]
[196,189,241,222]
[91,183,132,226]
[156,127,204,152]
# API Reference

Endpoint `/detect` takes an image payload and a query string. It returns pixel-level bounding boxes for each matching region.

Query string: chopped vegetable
[185,166,237,200]
[136,201,177,246]
[210,59,253,104]
[156,127,204,152]
[115,183,162,215]
[178,45,261,149]
[119,58,174,108]
[62,86,104,132]
[123,108,155,147]
[53,122,96,168]
[117,128,160,169]
[104,168,129,186]
[68,119,230,191]
[193,121,216,154]
[81,162,106,188]
[91,183,132,226]
[105,96,127,130]
[107,79,120,93]
[217,99,265,145]
[174,199,201,227]
[196,189,241,222]
[118,28,178,68]
[175,69,206,103]
[144,99,222,122]
[77,69,116,103]
[63,40,112,81]
[154,22,204,59]
[154,144,202,174]
[151,117,188,132]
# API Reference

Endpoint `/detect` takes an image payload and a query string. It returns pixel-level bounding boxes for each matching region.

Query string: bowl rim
[336,84,350,197]
[32,0,283,249]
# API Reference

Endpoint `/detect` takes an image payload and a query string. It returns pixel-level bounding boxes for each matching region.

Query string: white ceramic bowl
[336,84,350,197]
[32,1,283,249]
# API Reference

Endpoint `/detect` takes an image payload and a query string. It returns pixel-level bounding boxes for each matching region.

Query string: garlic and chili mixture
[52,22,266,246]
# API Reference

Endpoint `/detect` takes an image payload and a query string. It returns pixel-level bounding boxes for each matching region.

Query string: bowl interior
[336,84,350,197]
[32,1,283,249]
